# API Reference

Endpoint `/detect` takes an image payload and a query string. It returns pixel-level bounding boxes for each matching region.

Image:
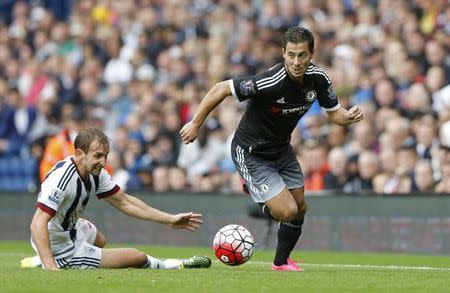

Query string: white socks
[145,255,182,269]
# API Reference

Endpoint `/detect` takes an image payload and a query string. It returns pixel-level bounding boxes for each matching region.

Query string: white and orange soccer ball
[213,224,254,266]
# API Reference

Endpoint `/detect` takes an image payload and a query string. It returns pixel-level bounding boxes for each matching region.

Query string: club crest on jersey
[305,90,317,102]
[260,184,270,194]
[240,80,256,96]
[49,189,63,205]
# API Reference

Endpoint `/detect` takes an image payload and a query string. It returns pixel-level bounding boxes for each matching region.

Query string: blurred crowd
[0,0,449,194]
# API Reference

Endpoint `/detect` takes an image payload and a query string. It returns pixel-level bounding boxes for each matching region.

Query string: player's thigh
[100,248,148,268]
[290,187,307,215]
[57,241,102,269]
[76,218,107,248]
[264,187,298,222]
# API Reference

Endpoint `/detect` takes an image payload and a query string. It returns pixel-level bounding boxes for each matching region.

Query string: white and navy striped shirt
[229,62,340,158]
[33,156,119,259]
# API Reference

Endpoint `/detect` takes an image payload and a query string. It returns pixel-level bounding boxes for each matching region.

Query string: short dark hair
[282,26,315,52]
[74,128,110,153]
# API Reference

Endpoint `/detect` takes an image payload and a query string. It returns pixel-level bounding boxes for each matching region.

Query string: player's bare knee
[101,237,107,248]
[133,250,148,267]
[277,205,298,222]
[99,237,107,248]
[95,233,107,248]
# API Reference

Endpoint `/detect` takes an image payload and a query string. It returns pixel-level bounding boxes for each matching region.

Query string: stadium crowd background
[0,0,449,194]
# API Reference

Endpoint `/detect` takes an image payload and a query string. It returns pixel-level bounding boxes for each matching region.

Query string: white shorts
[55,218,102,269]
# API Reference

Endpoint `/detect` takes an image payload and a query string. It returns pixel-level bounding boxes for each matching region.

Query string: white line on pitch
[244,261,450,271]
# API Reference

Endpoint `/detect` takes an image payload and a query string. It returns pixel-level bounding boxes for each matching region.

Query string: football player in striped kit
[180,26,363,271]
[22,128,211,270]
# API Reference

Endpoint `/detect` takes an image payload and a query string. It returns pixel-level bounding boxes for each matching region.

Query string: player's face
[84,140,109,176]
[283,41,313,81]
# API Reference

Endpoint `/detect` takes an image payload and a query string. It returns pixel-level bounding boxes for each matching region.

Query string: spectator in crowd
[425,40,450,83]
[0,92,15,156]
[397,145,418,179]
[412,160,436,192]
[385,117,415,149]
[107,150,130,191]
[177,121,227,190]
[301,139,330,192]
[152,166,170,192]
[414,115,439,160]
[375,148,412,194]
[168,166,188,192]
[425,66,446,96]
[344,151,379,193]
[440,120,450,147]
[374,78,398,109]
[324,147,349,191]
[326,124,347,150]
[403,83,432,118]
[435,147,450,193]
[345,120,378,155]
[0,88,37,157]
[39,105,83,182]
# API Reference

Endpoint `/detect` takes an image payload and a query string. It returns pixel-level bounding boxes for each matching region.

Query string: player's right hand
[43,264,59,271]
[180,121,199,144]
[169,212,203,230]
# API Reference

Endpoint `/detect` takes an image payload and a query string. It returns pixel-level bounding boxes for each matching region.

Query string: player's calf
[144,255,211,269]
[100,248,148,268]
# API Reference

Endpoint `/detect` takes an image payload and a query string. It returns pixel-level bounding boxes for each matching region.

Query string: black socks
[273,218,304,266]
[258,203,305,266]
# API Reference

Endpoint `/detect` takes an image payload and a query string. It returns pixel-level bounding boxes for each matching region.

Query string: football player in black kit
[180,26,363,271]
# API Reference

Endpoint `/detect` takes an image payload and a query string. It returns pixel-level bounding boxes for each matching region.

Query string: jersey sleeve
[36,181,66,217]
[316,74,340,112]
[96,168,120,199]
[229,64,285,102]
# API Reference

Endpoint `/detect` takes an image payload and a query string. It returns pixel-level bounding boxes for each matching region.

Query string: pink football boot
[272,259,304,271]
[287,258,303,270]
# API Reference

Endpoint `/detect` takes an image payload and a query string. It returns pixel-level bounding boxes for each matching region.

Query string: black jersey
[229,62,340,158]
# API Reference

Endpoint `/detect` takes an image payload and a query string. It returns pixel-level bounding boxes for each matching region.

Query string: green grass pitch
[1,241,449,293]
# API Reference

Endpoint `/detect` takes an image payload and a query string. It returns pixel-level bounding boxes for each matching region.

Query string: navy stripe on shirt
[57,164,76,190]
[61,178,82,231]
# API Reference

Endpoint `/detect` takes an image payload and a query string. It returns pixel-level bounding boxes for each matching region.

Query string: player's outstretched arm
[327,105,364,126]
[104,190,203,231]
[30,208,58,270]
[180,80,231,144]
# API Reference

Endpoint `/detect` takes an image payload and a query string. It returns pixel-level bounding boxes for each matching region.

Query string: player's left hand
[347,106,363,123]
[180,121,199,144]
[169,212,203,231]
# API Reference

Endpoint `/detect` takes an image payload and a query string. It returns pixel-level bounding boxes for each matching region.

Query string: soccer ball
[213,224,254,266]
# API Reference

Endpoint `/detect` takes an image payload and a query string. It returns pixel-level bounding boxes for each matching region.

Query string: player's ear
[74,148,84,158]
[310,49,315,59]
